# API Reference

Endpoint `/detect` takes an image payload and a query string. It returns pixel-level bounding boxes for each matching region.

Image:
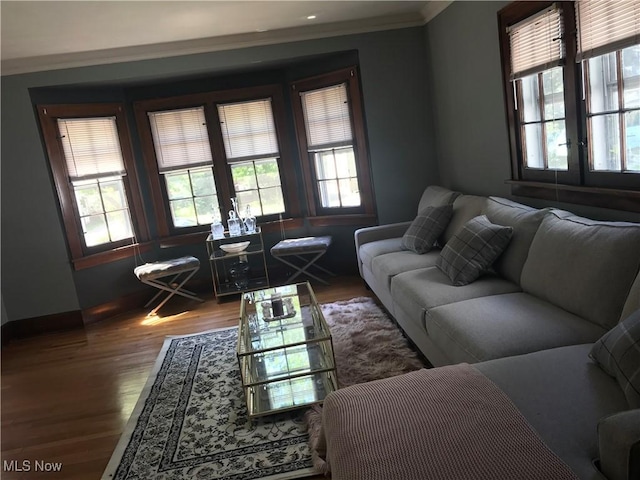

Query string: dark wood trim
[158,231,211,248]
[307,214,378,227]
[2,310,84,344]
[37,103,151,261]
[72,241,155,270]
[507,180,640,212]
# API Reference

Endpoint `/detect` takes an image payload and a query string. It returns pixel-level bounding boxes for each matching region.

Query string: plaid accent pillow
[590,309,640,408]
[401,204,453,254]
[437,215,513,286]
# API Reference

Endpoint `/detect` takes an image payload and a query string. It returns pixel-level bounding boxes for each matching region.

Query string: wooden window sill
[307,214,378,227]
[507,180,640,213]
[72,241,155,270]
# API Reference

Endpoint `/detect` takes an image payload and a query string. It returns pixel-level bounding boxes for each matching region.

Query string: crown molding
[2,11,435,76]
[421,1,453,23]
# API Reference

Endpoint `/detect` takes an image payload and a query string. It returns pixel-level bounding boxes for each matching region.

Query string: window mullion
[537,72,549,169]
[616,50,627,172]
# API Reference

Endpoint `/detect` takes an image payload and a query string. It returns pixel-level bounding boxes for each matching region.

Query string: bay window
[38,103,149,268]
[499,0,640,211]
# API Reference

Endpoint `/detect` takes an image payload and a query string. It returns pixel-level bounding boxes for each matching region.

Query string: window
[135,85,299,238]
[38,104,149,268]
[148,107,220,228]
[291,67,376,223]
[218,99,285,216]
[499,1,640,211]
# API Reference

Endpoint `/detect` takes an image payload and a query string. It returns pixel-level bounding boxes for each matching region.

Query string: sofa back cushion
[621,270,640,323]
[483,197,548,285]
[440,195,487,245]
[521,213,640,329]
[417,186,460,214]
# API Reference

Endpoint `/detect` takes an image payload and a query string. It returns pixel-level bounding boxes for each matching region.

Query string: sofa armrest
[598,409,640,480]
[354,222,411,249]
[354,222,411,276]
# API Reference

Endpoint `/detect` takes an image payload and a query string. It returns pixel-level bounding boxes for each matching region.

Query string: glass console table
[237,282,338,418]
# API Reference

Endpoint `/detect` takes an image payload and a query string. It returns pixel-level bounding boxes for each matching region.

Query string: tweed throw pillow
[590,309,640,408]
[401,204,453,254]
[437,215,513,286]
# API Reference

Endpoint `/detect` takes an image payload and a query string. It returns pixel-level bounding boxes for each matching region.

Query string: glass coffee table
[237,282,338,418]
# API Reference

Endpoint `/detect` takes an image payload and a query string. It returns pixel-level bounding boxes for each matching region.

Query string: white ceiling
[0,1,451,75]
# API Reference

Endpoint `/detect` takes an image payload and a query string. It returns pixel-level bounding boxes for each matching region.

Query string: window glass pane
[190,168,216,197]
[591,114,621,171]
[622,45,640,109]
[255,159,281,188]
[625,110,640,171]
[165,172,192,200]
[231,163,258,191]
[545,120,568,170]
[100,180,127,212]
[334,147,357,178]
[314,151,337,180]
[523,123,544,168]
[169,199,197,227]
[237,190,262,216]
[105,210,132,242]
[318,180,340,208]
[82,214,109,247]
[74,183,103,216]
[338,178,361,207]
[543,67,565,120]
[521,74,541,122]
[259,187,285,215]
[588,52,619,113]
[194,195,216,225]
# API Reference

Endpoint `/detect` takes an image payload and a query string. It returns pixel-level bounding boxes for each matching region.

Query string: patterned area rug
[101,326,314,480]
[102,297,424,480]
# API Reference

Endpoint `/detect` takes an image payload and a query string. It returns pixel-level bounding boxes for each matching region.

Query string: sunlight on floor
[140,311,189,326]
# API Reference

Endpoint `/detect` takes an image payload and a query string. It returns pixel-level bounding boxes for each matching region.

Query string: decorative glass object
[228,210,242,236]
[244,205,257,233]
[229,261,250,289]
[211,220,225,239]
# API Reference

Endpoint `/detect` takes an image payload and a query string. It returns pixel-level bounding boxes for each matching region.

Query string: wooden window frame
[290,67,377,226]
[498,1,640,213]
[134,84,301,240]
[38,103,151,270]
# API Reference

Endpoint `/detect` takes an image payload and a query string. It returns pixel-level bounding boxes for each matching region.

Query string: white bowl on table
[220,241,250,254]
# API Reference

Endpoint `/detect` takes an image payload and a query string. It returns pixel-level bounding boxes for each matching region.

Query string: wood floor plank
[1,276,371,479]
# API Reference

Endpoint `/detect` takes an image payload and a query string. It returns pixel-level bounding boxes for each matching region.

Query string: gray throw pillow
[437,215,513,286]
[590,309,640,408]
[401,204,453,254]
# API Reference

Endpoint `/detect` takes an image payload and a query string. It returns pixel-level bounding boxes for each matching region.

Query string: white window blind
[218,99,279,162]
[576,0,640,61]
[301,83,353,149]
[148,107,213,173]
[58,117,126,180]
[508,5,564,79]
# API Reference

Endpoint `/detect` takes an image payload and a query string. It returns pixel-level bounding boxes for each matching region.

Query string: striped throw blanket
[317,364,579,480]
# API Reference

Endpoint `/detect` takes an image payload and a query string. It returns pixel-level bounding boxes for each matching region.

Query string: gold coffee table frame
[237,282,338,418]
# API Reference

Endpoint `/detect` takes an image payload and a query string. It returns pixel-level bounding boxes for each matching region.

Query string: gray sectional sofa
[353,185,640,480]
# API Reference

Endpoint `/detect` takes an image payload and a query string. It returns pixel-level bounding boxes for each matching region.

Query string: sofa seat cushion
[521,213,640,330]
[358,238,403,271]
[425,293,607,364]
[371,251,441,288]
[476,345,628,480]
[391,267,520,326]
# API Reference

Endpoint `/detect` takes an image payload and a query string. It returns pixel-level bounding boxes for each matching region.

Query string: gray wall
[1,27,438,322]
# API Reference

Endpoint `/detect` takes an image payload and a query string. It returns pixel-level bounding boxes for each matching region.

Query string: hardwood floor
[1,276,372,479]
